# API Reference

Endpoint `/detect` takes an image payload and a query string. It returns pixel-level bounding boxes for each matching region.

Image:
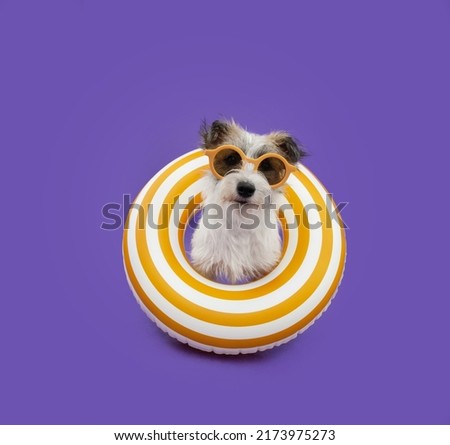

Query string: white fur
[191,171,283,283]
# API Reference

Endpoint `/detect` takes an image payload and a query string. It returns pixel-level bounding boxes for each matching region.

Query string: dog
[190,119,306,284]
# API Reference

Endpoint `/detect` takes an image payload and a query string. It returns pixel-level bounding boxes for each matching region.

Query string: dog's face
[200,120,306,206]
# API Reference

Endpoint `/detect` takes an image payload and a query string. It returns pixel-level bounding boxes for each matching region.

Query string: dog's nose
[237,181,255,198]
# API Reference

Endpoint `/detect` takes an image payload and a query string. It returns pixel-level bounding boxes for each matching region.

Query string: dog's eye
[258,157,286,186]
[259,159,275,171]
[224,154,240,165]
[212,149,243,177]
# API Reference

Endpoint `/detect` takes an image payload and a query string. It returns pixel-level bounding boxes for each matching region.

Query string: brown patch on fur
[200,119,250,150]
[200,120,230,149]
[269,131,306,164]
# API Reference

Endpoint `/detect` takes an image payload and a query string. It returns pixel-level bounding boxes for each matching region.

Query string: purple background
[1,1,449,425]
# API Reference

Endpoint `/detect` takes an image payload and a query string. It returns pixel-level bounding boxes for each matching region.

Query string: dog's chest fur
[191,203,282,283]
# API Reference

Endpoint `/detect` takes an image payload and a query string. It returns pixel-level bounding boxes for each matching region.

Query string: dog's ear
[200,120,231,149]
[271,132,307,164]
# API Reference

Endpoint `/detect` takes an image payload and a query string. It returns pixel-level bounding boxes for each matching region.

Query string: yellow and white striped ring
[123,149,346,354]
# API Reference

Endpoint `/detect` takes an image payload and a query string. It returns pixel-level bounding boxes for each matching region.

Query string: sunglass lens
[258,157,287,185]
[213,149,243,177]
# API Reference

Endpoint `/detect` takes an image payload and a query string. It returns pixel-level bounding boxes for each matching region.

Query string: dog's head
[200,119,306,206]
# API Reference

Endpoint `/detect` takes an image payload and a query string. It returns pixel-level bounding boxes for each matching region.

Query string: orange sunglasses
[204,145,297,188]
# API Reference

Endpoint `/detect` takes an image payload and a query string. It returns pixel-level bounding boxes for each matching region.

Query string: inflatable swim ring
[123,149,346,354]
